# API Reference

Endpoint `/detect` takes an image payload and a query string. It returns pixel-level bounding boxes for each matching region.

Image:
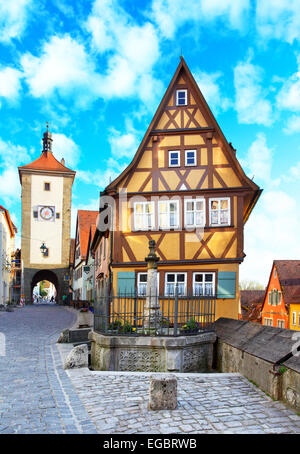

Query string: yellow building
[99,57,261,321]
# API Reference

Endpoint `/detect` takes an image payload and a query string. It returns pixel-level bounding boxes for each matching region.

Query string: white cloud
[108,130,139,159]
[0,0,32,43]
[243,133,273,183]
[86,0,162,105]
[283,115,300,134]
[0,67,23,105]
[51,133,81,168]
[0,137,32,202]
[150,0,250,39]
[276,55,300,112]
[195,70,231,114]
[256,0,300,44]
[21,35,101,106]
[76,157,127,189]
[241,189,300,284]
[234,57,273,126]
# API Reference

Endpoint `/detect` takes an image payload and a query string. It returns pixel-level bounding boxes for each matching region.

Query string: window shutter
[117,271,136,296]
[217,272,236,299]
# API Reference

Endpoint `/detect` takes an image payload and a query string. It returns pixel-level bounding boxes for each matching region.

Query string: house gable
[106,58,259,211]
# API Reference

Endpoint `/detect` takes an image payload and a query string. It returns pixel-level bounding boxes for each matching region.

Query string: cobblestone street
[0,305,97,434]
[66,368,300,434]
[0,305,300,434]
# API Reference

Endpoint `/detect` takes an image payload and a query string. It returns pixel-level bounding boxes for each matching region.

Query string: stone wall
[89,330,216,373]
[215,318,300,411]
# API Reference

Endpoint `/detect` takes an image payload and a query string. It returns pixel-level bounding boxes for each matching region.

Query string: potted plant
[180,318,201,334]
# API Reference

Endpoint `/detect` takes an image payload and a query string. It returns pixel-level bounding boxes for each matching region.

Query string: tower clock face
[39,206,55,221]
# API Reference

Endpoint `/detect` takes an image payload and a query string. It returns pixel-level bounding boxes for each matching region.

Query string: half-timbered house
[99,57,262,320]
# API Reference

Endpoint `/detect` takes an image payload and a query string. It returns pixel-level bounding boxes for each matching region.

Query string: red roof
[0,205,15,237]
[240,290,265,322]
[77,210,98,260]
[18,151,75,180]
[274,260,300,305]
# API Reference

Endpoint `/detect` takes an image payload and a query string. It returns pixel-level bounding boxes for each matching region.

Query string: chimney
[61,158,65,166]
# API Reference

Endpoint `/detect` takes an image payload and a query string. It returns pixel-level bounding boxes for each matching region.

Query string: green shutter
[217,272,236,299]
[117,271,136,296]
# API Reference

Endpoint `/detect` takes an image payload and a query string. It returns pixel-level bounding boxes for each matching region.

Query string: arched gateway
[18,126,76,304]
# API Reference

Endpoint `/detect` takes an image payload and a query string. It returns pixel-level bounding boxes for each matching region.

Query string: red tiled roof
[274,260,300,305]
[240,290,265,322]
[18,151,75,178]
[0,205,15,237]
[77,210,98,260]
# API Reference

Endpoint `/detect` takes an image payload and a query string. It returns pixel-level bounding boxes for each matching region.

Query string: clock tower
[18,126,76,303]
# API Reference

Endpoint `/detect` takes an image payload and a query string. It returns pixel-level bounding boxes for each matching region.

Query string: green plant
[160,316,171,328]
[278,366,287,375]
[108,319,122,330]
[181,318,201,332]
[121,320,134,333]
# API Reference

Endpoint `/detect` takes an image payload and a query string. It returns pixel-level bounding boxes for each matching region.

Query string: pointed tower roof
[18,125,76,183]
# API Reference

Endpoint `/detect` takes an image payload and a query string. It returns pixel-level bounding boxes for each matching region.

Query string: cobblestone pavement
[66,367,300,434]
[1,305,300,435]
[0,305,98,434]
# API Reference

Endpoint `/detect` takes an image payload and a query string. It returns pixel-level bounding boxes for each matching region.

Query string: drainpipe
[108,203,113,296]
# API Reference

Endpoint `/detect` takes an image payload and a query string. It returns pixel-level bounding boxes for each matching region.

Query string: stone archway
[31,270,59,304]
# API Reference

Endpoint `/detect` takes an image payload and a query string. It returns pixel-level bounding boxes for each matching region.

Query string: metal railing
[94,288,215,337]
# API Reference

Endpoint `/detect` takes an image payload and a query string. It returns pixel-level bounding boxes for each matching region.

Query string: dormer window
[176,89,187,106]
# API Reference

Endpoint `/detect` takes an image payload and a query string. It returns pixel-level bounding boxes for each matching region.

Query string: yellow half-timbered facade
[100,57,262,320]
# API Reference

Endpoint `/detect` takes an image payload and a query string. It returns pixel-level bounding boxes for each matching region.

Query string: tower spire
[43,122,53,153]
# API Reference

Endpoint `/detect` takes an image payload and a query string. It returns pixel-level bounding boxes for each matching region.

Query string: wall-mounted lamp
[40,242,48,256]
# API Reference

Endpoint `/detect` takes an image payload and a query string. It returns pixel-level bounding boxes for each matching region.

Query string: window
[134,202,155,230]
[44,182,50,191]
[209,198,230,226]
[268,292,272,305]
[185,150,196,166]
[185,199,205,227]
[277,320,285,328]
[298,312,300,327]
[137,272,159,296]
[169,150,180,167]
[292,311,297,325]
[193,273,215,296]
[33,210,38,219]
[56,213,60,219]
[176,89,187,106]
[264,318,273,326]
[159,200,179,229]
[165,273,186,296]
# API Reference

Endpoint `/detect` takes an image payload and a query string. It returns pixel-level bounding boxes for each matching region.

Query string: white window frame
[193,272,215,297]
[134,201,155,231]
[277,319,285,328]
[185,149,197,166]
[165,272,187,296]
[169,150,180,167]
[292,311,297,326]
[137,272,160,297]
[176,89,187,106]
[263,317,273,326]
[158,200,180,229]
[184,198,206,228]
[209,197,231,226]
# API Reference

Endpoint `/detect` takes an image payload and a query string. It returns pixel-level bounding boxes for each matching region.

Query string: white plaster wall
[30,175,63,265]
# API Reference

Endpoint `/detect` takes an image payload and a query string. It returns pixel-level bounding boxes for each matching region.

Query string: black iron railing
[94,288,215,337]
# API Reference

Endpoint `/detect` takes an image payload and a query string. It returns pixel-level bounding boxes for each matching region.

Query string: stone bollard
[149,375,177,410]
[63,344,88,369]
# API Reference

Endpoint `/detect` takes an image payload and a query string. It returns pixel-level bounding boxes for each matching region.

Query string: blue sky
[1,0,300,286]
